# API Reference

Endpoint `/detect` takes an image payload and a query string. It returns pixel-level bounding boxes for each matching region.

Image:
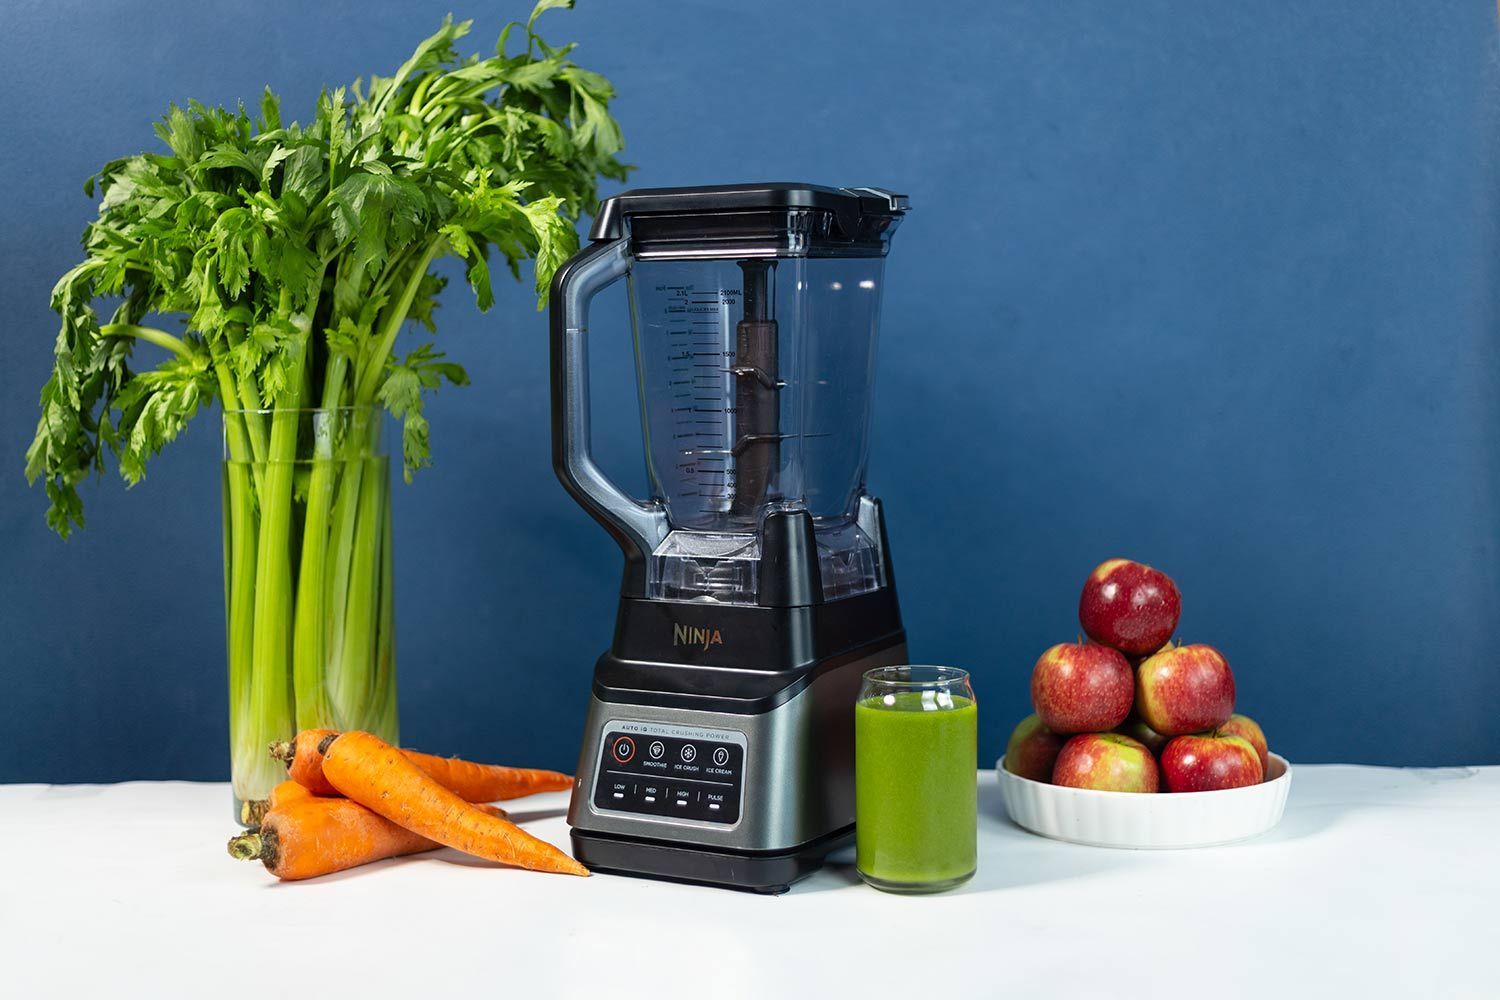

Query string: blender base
[571,825,854,895]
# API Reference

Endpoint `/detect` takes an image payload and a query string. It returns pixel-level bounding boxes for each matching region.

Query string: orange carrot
[269,779,314,809]
[228,794,509,881]
[242,779,315,829]
[271,729,572,801]
[228,798,436,880]
[399,747,573,801]
[268,729,342,795]
[320,731,589,877]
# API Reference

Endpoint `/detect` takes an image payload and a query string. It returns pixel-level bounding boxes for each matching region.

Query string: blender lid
[590,182,908,259]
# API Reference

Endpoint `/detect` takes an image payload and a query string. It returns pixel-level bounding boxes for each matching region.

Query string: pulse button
[612,736,635,763]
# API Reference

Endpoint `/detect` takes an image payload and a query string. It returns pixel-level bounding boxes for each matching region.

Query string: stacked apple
[1004,559,1272,793]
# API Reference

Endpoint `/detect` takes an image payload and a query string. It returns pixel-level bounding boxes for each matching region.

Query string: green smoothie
[855,691,978,890]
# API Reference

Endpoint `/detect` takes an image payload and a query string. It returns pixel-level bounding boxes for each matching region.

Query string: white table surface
[3,765,1495,999]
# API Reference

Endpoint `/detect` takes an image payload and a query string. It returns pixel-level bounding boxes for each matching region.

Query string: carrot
[399,747,573,802]
[240,778,316,829]
[268,779,314,810]
[270,729,573,802]
[320,730,589,877]
[228,798,436,880]
[268,729,342,795]
[228,795,509,881]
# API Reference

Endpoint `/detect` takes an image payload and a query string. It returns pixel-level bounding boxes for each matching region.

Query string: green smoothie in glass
[855,666,977,893]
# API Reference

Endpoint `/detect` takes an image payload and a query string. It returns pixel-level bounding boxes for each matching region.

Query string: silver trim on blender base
[567,641,908,853]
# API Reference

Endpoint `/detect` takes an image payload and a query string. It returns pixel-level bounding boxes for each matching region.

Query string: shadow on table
[792,774,1348,896]
[794,782,1128,896]
[266,845,574,885]
[503,806,568,824]
[1252,801,1343,844]
[259,806,572,887]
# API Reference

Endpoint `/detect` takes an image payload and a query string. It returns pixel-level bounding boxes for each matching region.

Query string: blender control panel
[591,721,746,825]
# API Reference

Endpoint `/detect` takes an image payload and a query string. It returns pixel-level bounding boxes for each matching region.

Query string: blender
[551,182,909,892]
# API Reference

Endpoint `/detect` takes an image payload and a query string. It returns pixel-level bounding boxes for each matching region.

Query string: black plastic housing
[595,591,905,715]
[590,182,907,259]
[571,826,853,895]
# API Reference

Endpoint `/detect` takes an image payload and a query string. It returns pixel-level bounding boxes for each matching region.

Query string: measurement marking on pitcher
[657,287,737,519]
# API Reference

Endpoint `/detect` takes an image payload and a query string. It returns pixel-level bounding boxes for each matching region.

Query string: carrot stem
[227,832,263,861]
[242,800,271,829]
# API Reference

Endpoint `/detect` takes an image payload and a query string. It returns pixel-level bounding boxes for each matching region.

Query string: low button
[680,745,697,763]
[712,747,730,767]
[612,737,635,763]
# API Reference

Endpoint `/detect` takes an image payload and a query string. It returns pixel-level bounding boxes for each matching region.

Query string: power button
[612,736,636,763]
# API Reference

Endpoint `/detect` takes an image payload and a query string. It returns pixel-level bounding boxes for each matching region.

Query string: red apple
[1160,733,1262,791]
[1030,641,1134,734]
[1113,714,1169,755]
[1219,713,1269,776]
[1135,643,1235,736]
[1003,714,1066,782]
[1052,733,1160,792]
[1078,559,1182,656]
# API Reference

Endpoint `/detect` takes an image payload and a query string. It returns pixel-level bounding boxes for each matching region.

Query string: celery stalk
[289,356,349,730]
[242,336,306,800]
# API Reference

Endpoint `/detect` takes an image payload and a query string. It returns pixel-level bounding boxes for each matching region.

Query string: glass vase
[223,407,398,821]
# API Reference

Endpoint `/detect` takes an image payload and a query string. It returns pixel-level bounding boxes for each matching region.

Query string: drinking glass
[855,665,978,893]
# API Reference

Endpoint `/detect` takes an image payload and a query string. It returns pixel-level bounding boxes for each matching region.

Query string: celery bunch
[24,1,627,800]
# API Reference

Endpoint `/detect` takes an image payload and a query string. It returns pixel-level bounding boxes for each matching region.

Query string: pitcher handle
[549,237,668,589]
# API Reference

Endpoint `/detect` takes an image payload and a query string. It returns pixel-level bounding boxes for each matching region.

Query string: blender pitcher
[552,183,910,892]
[552,183,906,607]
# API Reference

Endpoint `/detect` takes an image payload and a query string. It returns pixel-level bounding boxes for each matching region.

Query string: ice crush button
[680,744,697,763]
[612,736,636,763]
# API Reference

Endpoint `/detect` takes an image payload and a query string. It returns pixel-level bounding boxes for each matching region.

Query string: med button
[612,736,636,763]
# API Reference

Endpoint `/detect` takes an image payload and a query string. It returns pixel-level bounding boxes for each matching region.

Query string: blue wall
[2,0,1497,781]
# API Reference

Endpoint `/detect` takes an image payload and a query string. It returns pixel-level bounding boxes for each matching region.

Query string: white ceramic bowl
[997,753,1292,849]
